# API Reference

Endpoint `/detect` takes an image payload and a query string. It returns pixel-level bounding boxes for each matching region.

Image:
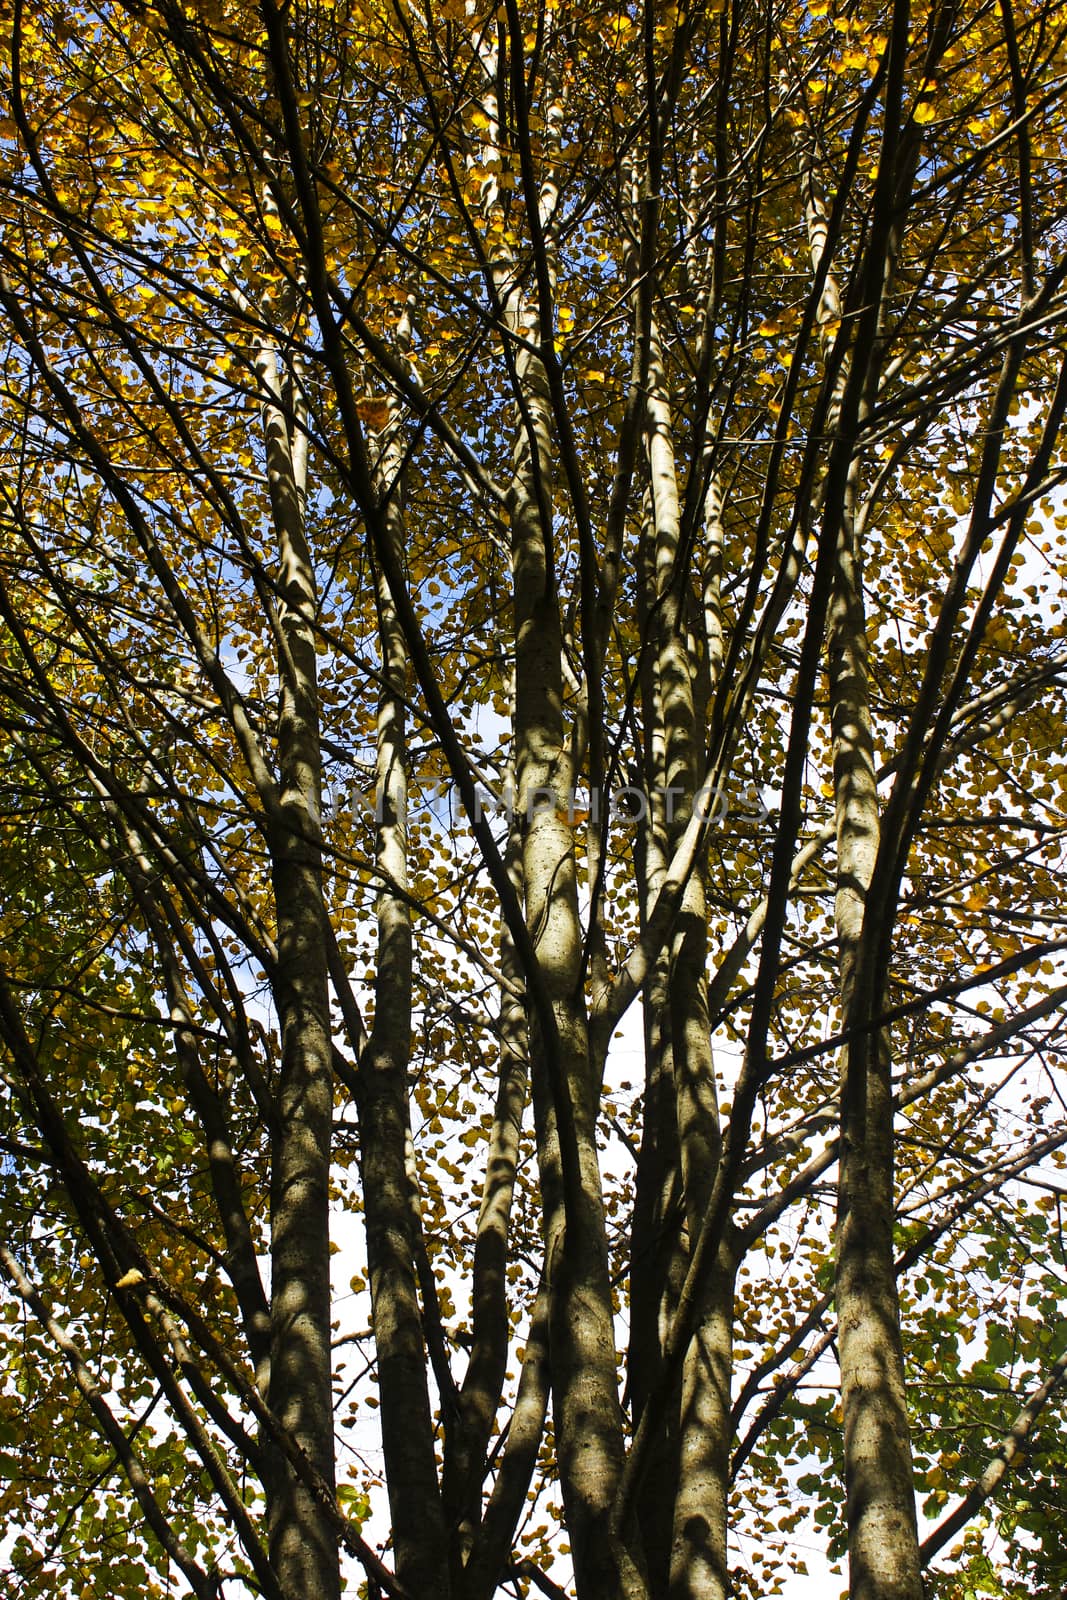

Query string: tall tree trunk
[469,21,641,1595]
[830,502,922,1600]
[670,1252,735,1600]
[510,396,634,1600]
[801,140,924,1600]
[643,317,732,1600]
[446,752,529,1590]
[629,543,684,1591]
[360,414,452,1599]
[258,341,342,1600]
[630,949,683,1593]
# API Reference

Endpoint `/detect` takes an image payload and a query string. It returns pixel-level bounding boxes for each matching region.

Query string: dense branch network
[1,3,1067,1600]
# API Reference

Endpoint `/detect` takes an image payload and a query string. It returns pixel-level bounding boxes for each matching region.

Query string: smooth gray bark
[472,25,642,1593]
[798,149,924,1600]
[257,341,341,1600]
[446,795,528,1587]
[644,318,731,1600]
[360,414,452,1599]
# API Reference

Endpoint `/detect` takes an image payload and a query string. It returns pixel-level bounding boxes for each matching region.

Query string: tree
[1,0,1067,1597]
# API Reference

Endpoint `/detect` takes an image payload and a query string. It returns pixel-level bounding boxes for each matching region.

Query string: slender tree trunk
[629,544,684,1593]
[643,317,732,1600]
[629,957,683,1586]
[360,415,452,1599]
[467,22,641,1594]
[800,143,924,1600]
[511,417,634,1600]
[830,506,923,1600]
[258,342,342,1600]
[670,1252,735,1600]
[447,753,529,1591]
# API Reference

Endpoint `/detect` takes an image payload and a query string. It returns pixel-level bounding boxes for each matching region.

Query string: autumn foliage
[1,2,1067,1598]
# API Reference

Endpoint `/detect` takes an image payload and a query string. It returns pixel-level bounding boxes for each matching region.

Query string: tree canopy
[1,1,1067,1598]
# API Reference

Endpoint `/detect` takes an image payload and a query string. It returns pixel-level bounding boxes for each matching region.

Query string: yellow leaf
[357,396,391,430]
